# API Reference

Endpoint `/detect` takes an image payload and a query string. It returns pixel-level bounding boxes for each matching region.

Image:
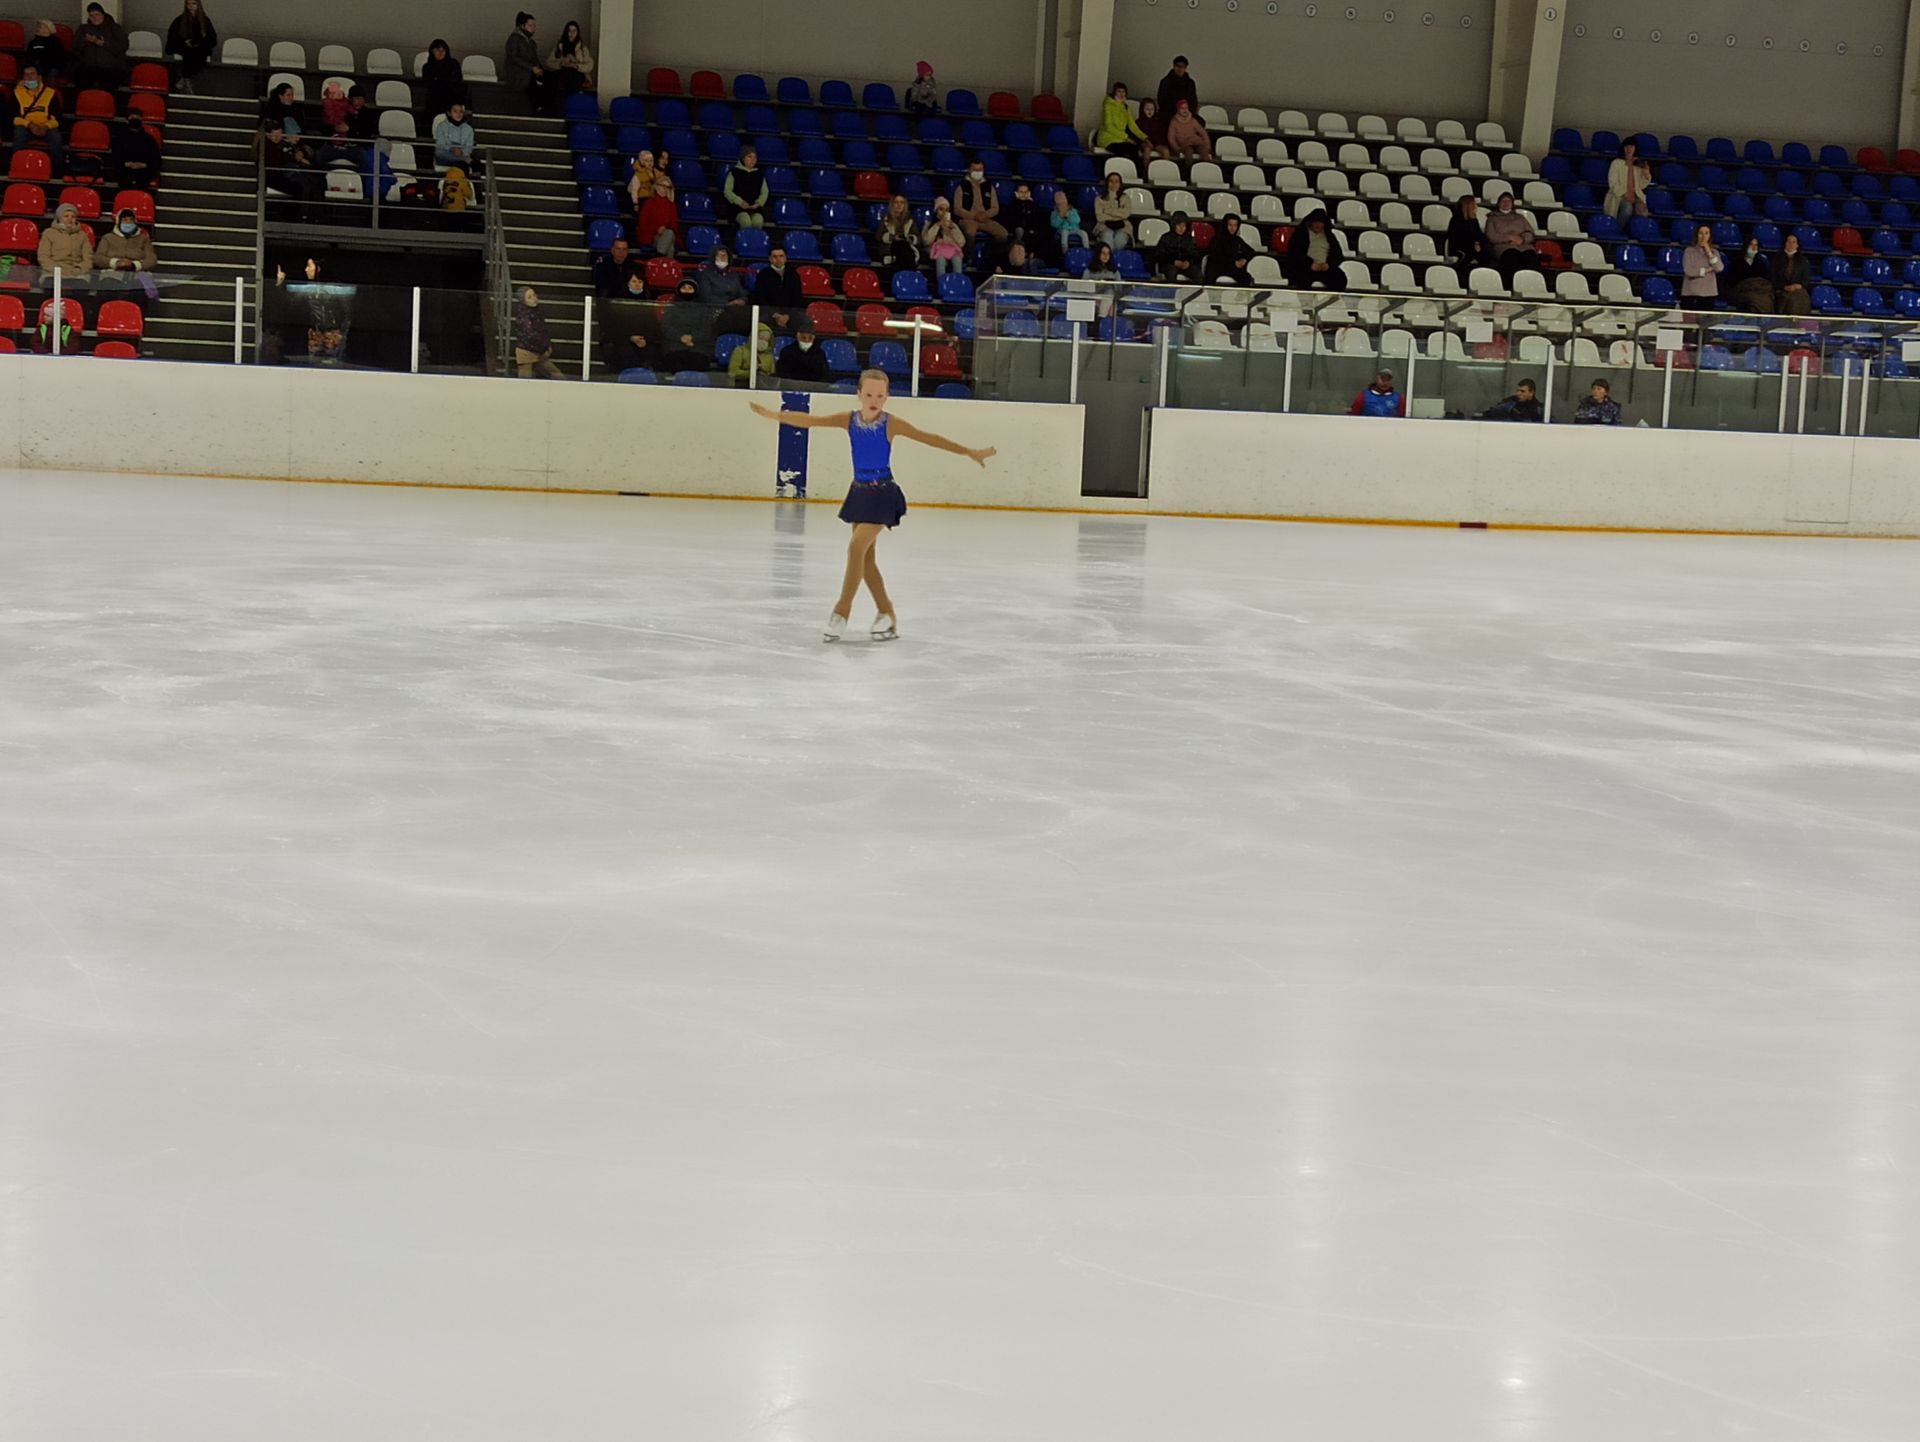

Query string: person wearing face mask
[728,321,774,386]
[95,207,158,280]
[692,244,749,336]
[1721,232,1775,314]
[513,286,565,378]
[601,272,657,373]
[13,64,62,167]
[951,162,1006,246]
[38,202,94,279]
[113,117,163,192]
[661,278,713,372]
[1769,232,1812,315]
[776,321,830,384]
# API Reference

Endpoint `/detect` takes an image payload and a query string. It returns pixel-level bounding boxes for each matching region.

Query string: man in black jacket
[1479,378,1544,423]
[775,321,830,383]
[1155,56,1197,121]
[593,237,639,297]
[750,244,804,333]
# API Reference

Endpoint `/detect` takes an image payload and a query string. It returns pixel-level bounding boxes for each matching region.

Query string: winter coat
[95,225,158,272]
[1095,97,1145,149]
[37,223,93,274]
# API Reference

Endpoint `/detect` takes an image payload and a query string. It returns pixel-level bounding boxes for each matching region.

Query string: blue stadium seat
[1628,216,1663,244]
[618,367,659,384]
[1744,139,1776,165]
[958,118,995,149]
[1540,156,1573,186]
[1578,157,1610,187]
[918,116,955,145]
[569,122,608,151]
[823,338,859,373]
[1812,171,1845,199]
[1115,249,1151,280]
[782,231,821,261]
[1821,255,1857,284]
[820,200,859,231]
[1046,125,1082,152]
[1882,351,1911,378]
[686,224,721,256]
[1657,162,1691,189]
[830,234,870,264]
[1552,127,1582,152]
[714,333,745,365]
[863,83,898,110]
[1698,343,1735,369]
[843,139,879,168]
[1889,176,1919,204]
[1586,215,1624,243]
[673,369,710,386]
[807,169,846,198]
[1811,283,1846,314]
[733,229,771,260]
[564,93,599,122]
[1842,198,1874,228]
[820,80,855,109]
[1663,220,1693,247]
[874,113,911,142]
[1060,155,1098,185]
[1903,258,1920,289]
[787,109,824,137]
[980,151,1012,178]
[696,101,732,130]
[580,186,619,218]
[765,166,800,195]
[1705,137,1737,163]
[1589,129,1621,155]
[870,340,910,376]
[1630,132,1661,158]
[1002,311,1042,338]
[679,193,716,224]
[1873,228,1907,258]
[586,219,622,251]
[1562,182,1597,209]
[1098,315,1139,342]
[1641,276,1676,306]
[899,174,935,202]
[796,137,835,168]
[1005,122,1038,151]
[1781,142,1813,168]
[609,96,646,126]
[1853,173,1885,200]
[616,124,652,155]
[953,308,976,340]
[743,103,778,133]
[1657,245,1685,276]
[1753,222,1783,248]
[1723,193,1757,221]
[733,74,768,102]
[934,383,971,399]
[1854,287,1892,317]
[1864,256,1894,285]
[886,142,922,172]
[654,98,690,128]
[772,196,811,227]
[663,128,699,158]
[1018,153,1054,183]
[1644,188,1677,216]
[929,146,967,176]
[938,273,975,304]
[776,77,811,105]
[1763,196,1798,224]
[1062,248,1090,277]
[1668,134,1700,161]
[1697,164,1729,189]
[751,135,788,164]
[1710,219,1741,247]
[891,270,931,302]
[946,89,982,117]
[573,154,613,183]
[1820,144,1851,169]
[1613,242,1651,273]
[668,158,705,190]
[1774,170,1806,197]
[830,110,867,140]
[1794,225,1828,254]
[708,133,741,165]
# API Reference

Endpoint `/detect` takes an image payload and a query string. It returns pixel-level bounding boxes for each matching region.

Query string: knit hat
[916,61,934,79]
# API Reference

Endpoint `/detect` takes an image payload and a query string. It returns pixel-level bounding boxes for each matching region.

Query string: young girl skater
[750,370,995,641]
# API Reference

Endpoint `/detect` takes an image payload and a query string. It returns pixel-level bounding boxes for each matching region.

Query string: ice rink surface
[3,468,1918,1442]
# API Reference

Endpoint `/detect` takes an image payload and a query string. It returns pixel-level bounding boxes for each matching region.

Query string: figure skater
[751,369,995,641]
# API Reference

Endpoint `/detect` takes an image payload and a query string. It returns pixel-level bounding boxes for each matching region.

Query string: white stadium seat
[366,47,405,76]
[318,44,356,72]
[221,37,259,66]
[268,41,308,70]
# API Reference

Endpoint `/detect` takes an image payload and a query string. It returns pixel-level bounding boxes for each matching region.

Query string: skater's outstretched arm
[888,416,996,467]
[749,402,851,430]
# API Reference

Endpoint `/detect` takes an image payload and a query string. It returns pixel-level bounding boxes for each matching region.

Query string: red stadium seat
[70,121,112,153]
[0,294,25,331]
[804,300,846,334]
[58,186,101,219]
[1190,219,1215,249]
[986,91,1021,119]
[1898,149,1920,175]
[852,170,889,201]
[1535,237,1567,270]
[92,340,139,358]
[854,302,892,336]
[54,24,72,47]
[1,183,44,217]
[129,62,171,93]
[841,266,882,299]
[0,54,15,84]
[905,305,941,327]
[75,89,117,119]
[644,255,682,291]
[128,93,167,125]
[920,343,962,378]
[110,190,156,224]
[0,21,26,50]
[1031,94,1068,124]
[39,296,83,331]
[689,70,724,99]
[95,300,145,340]
[0,218,37,256]
[8,149,51,182]
[796,263,833,298]
[1859,147,1891,173]
[0,336,15,353]
[646,67,682,95]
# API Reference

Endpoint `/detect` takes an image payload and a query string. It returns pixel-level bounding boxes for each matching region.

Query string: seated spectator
[504,12,558,117]
[723,145,769,230]
[923,199,967,277]
[72,3,129,90]
[344,87,378,139]
[1680,223,1723,311]
[433,102,475,168]
[1001,181,1048,259]
[1085,241,1119,280]
[262,123,323,205]
[626,148,659,207]
[692,243,750,335]
[952,163,1006,244]
[1479,378,1543,422]
[1094,172,1134,251]
[1350,369,1406,417]
[1605,140,1651,225]
[905,61,939,116]
[513,286,565,378]
[1484,192,1542,281]
[262,82,301,135]
[13,65,62,169]
[1165,99,1212,163]
[1769,231,1812,315]
[439,165,474,211]
[875,194,922,275]
[422,39,470,116]
[1444,195,1486,270]
[1722,233,1774,313]
[1156,211,1199,282]
[112,118,163,191]
[776,320,830,383]
[1051,189,1089,257]
[592,235,638,296]
[1203,212,1253,285]
[660,278,712,371]
[600,275,657,371]
[26,21,66,81]
[751,242,804,330]
[992,241,1033,278]
[321,80,350,132]
[729,321,774,385]
[37,203,94,278]
[1095,83,1147,161]
[95,206,158,279]
[549,20,594,98]
[309,122,364,169]
[1573,378,1621,425]
[33,303,77,353]
[164,0,217,93]
[1137,98,1169,162]
[636,175,680,255]
[1284,209,1344,290]
[1155,55,1197,120]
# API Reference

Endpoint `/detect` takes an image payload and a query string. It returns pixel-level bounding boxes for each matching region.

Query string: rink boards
[4,356,1918,536]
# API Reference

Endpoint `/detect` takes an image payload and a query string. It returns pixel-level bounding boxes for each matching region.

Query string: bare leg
[835,524,881,618]
[862,542,894,618]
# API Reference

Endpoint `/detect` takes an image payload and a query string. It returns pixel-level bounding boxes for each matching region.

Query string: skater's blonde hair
[859,368,891,390]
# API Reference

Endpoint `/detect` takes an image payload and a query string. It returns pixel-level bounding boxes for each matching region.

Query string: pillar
[594,0,634,113]
[1488,0,1564,159]
[1069,0,1116,137]
[1898,0,1920,151]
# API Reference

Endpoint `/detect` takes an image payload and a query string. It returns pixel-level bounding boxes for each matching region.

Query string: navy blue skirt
[839,477,907,528]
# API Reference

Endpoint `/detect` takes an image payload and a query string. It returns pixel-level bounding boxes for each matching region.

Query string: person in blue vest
[1349,369,1406,418]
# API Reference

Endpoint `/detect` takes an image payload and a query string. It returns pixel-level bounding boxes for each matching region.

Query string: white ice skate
[823,613,848,642]
[871,613,898,641]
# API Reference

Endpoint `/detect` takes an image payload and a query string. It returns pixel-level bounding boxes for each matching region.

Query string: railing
[482,148,510,377]
[256,136,490,236]
[973,275,1920,438]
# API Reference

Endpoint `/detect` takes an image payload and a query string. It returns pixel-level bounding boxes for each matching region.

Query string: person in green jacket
[729,322,774,386]
[1095,82,1148,163]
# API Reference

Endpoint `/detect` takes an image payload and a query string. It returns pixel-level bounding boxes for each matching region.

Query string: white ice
[2,469,1918,1442]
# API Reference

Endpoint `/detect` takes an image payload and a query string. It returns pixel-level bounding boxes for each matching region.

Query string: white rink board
[1146,409,1920,536]
[0,356,1086,509]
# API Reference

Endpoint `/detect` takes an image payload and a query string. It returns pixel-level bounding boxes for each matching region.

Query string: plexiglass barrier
[257,278,488,372]
[974,276,1920,439]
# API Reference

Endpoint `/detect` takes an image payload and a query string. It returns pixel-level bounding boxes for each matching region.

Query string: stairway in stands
[146,92,260,362]
[487,110,595,372]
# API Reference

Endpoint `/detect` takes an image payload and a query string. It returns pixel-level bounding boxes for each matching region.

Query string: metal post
[911,319,923,398]
[1544,346,1555,423]
[410,287,422,374]
[1069,322,1080,404]
[1661,348,1674,428]
[1838,357,1852,435]
[1156,322,1170,407]
[1776,363,1790,433]
[1858,361,1871,437]
[1796,357,1809,433]
[233,275,245,363]
[581,294,593,381]
[51,267,62,356]
[748,304,761,391]
[1282,325,1296,412]
[1406,350,1417,414]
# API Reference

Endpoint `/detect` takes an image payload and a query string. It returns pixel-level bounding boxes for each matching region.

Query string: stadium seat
[732,74,769,102]
[686,225,721,257]
[987,91,1021,119]
[564,93,600,122]
[39,296,83,331]
[805,301,847,334]
[777,76,811,105]
[891,270,931,302]
[95,300,144,340]
[648,67,683,95]
[934,382,971,399]
[945,89,981,117]
[91,339,138,358]
[853,303,892,337]
[645,257,683,291]
[690,70,725,100]
[580,185,619,219]
[58,186,101,219]
[782,231,821,262]
[1032,94,1068,124]
[921,343,963,377]
[870,340,910,377]
[863,83,898,110]
[797,264,834,297]
[0,295,22,334]
[1,183,43,217]
[823,338,860,374]
[1642,276,1677,307]
[673,370,709,386]
[938,274,975,305]
[618,367,660,384]
[110,190,155,224]
[733,229,771,260]
[7,149,50,182]
[820,80,855,109]
[830,234,871,265]
[268,40,307,69]
[70,121,111,153]
[841,267,883,299]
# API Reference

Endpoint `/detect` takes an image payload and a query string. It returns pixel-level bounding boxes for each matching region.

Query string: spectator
[905,61,939,116]
[952,161,1006,245]
[1444,195,1486,270]
[309,122,363,170]
[271,256,352,365]
[433,102,475,168]
[875,195,921,275]
[1085,241,1119,280]
[751,242,803,331]
[25,20,66,81]
[37,203,94,277]
[164,0,217,93]
[513,286,565,378]
[1680,222,1723,311]
[1001,180,1048,259]
[1484,192,1542,281]
[33,300,76,353]
[503,12,557,117]
[692,243,749,335]
[776,320,830,383]
[548,19,594,99]
[1136,98,1169,162]
[1769,231,1812,315]
[636,174,679,254]
[13,64,62,167]
[660,277,712,372]
[72,3,129,90]
[1095,82,1147,160]
[1203,213,1254,285]
[344,87,378,139]
[422,39,470,115]
[262,123,322,206]
[1165,99,1212,163]
[626,147,659,207]
[1349,369,1406,417]
[1156,211,1199,282]
[592,235,638,296]
[320,80,351,131]
[1094,172,1134,251]
[1573,378,1622,425]
[439,165,474,211]
[923,198,967,278]
[95,205,158,279]
[1605,140,1652,225]
[1155,55,1197,120]
[1479,378,1543,422]
[992,241,1033,278]
[112,118,162,191]
[1050,189,1089,259]
[1722,233,1774,313]
[729,321,774,385]
[262,81,301,135]
[1283,208,1344,290]
[723,144,769,230]
[601,274,656,371]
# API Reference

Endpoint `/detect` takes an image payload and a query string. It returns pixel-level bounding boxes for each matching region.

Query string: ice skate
[871,613,898,641]
[823,612,848,642]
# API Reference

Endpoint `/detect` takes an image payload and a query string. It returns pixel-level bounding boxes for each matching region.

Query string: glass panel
[1,265,207,359]
[256,278,487,372]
